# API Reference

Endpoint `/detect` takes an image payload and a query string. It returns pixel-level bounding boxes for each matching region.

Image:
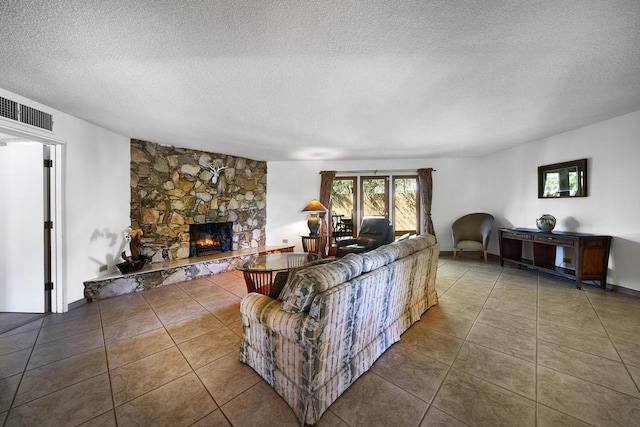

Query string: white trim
[0,125,66,313]
[51,144,65,312]
[335,169,417,175]
[0,122,65,145]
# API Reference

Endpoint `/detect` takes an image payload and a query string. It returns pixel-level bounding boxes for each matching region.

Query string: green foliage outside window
[332,179,353,218]
[331,176,419,235]
[394,178,417,234]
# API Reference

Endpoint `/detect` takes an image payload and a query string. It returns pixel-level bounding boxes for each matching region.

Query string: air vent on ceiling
[0,96,53,131]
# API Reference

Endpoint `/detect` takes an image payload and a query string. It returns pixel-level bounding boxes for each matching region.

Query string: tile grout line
[535,269,540,427]
[98,298,119,426]
[432,264,544,422]
[148,281,240,426]
[534,273,640,422]
[3,317,46,426]
[420,261,483,425]
[583,287,640,396]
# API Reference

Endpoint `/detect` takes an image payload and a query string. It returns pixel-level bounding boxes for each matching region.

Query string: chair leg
[453,248,458,258]
[484,251,488,262]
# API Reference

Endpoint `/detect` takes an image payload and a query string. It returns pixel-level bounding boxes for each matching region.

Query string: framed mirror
[538,158,587,198]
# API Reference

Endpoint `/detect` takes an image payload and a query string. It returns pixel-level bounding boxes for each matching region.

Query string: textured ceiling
[1,1,639,161]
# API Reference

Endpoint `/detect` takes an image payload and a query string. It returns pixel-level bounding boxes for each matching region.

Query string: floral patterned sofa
[239,234,439,425]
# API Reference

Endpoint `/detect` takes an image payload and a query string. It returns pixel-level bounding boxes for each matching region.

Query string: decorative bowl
[116,259,146,274]
[536,214,556,232]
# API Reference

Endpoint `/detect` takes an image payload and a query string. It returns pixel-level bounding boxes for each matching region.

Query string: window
[393,176,419,236]
[331,177,356,236]
[331,174,420,238]
[360,176,388,218]
[331,177,355,219]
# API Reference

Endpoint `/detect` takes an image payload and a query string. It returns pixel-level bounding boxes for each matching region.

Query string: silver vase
[536,214,556,232]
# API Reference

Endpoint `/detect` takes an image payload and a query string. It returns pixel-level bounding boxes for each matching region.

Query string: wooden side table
[301,235,329,258]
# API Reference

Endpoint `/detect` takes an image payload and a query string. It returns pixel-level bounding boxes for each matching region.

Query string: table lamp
[301,199,327,236]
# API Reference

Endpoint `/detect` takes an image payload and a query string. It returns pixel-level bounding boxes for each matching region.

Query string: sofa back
[279,234,437,314]
[301,234,438,386]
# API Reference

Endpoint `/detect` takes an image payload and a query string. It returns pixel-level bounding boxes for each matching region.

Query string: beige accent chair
[451,213,494,262]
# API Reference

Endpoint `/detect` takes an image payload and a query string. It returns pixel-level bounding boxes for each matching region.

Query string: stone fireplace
[130,139,267,262]
[190,221,233,256]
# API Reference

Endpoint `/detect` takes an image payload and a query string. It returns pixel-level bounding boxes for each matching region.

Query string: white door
[0,142,46,312]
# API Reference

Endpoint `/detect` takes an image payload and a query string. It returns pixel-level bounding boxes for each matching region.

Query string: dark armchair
[336,217,394,258]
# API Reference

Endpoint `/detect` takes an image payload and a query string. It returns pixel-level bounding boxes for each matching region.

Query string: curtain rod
[330,168,436,175]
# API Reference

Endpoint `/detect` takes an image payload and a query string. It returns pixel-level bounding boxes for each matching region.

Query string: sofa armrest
[240,293,314,343]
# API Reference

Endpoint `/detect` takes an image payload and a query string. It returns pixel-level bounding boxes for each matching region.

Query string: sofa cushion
[361,244,400,272]
[390,233,436,258]
[394,233,411,242]
[273,258,335,301]
[390,239,414,258]
[280,253,364,313]
[407,234,436,251]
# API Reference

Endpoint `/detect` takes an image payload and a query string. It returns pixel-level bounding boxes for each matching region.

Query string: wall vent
[0,96,19,121]
[20,104,53,131]
[0,96,53,131]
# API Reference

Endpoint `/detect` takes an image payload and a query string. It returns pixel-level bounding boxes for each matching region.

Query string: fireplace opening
[189,221,233,256]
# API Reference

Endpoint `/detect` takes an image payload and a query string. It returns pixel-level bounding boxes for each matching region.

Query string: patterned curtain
[319,171,336,237]
[417,168,436,241]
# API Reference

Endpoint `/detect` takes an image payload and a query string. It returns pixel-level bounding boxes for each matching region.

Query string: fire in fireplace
[189,221,233,256]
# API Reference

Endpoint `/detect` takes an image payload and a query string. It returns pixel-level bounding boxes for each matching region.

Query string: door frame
[0,124,65,313]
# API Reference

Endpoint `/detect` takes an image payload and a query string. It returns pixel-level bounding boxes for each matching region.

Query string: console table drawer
[533,235,575,246]
[502,231,532,240]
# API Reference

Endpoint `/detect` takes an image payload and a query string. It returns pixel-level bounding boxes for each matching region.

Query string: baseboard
[440,251,500,261]
[67,298,87,311]
[613,285,640,298]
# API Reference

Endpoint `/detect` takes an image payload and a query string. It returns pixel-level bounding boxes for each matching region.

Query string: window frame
[332,173,422,238]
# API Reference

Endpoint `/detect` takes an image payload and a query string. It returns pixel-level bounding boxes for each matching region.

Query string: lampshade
[301,199,327,212]
[301,199,327,236]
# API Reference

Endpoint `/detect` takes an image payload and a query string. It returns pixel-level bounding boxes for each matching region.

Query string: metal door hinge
[44,221,53,229]
[44,159,53,167]
[45,282,54,291]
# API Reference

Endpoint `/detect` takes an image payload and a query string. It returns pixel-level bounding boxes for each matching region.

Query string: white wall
[266,157,477,252]
[0,88,130,310]
[267,110,640,291]
[482,110,640,291]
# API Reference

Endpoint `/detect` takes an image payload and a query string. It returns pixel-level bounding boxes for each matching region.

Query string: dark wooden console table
[498,228,611,289]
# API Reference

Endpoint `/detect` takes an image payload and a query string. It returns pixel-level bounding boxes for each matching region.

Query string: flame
[196,237,218,247]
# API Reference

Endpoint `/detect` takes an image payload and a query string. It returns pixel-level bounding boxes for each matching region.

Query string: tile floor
[2,257,640,426]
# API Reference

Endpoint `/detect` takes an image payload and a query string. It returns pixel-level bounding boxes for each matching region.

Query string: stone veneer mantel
[130,139,267,262]
[83,245,293,301]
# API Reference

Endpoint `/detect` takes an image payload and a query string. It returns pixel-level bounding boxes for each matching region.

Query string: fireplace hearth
[189,221,233,256]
